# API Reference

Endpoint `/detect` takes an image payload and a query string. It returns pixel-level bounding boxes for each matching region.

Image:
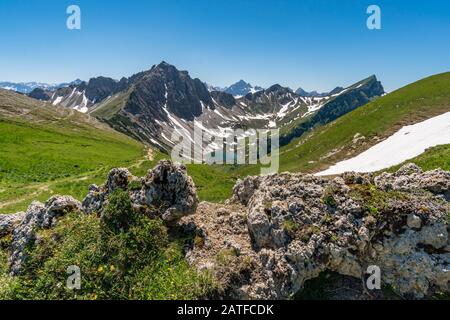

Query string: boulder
[374,163,450,200]
[9,196,81,275]
[141,160,198,224]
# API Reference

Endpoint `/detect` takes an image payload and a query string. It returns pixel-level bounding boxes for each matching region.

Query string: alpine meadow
[0,0,449,305]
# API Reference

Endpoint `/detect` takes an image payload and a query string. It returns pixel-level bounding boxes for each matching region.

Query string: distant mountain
[0,80,82,94]
[22,61,384,153]
[223,80,264,97]
[295,86,345,97]
[87,62,384,152]
[205,83,224,92]
[30,76,138,113]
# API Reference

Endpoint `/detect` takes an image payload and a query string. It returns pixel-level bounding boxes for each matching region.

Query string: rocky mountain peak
[265,84,292,94]
[224,80,263,97]
[124,61,213,121]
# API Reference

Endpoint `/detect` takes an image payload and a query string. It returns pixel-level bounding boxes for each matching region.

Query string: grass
[0,90,147,213]
[90,88,132,120]
[386,144,450,172]
[0,190,215,300]
[0,90,239,212]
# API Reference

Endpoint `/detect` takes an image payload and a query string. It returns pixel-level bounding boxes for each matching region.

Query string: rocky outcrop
[139,160,199,224]
[2,161,198,275]
[9,196,82,275]
[375,163,450,200]
[0,212,25,238]
[184,163,449,299]
[82,160,198,224]
[1,162,448,299]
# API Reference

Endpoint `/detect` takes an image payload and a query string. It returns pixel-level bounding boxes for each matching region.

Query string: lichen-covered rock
[8,196,81,275]
[82,168,135,215]
[105,168,133,193]
[186,163,450,300]
[375,163,450,200]
[141,160,198,224]
[80,161,198,224]
[82,184,103,215]
[0,212,25,237]
[232,176,261,206]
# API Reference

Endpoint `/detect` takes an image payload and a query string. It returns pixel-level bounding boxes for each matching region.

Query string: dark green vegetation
[0,189,215,300]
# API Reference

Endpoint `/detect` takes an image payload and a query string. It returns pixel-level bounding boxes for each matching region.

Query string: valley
[0,66,449,302]
[1,0,449,304]
[1,67,449,213]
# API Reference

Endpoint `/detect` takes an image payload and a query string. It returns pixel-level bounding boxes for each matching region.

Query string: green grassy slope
[277,72,450,173]
[0,89,145,213]
[90,87,132,120]
[0,89,237,211]
[387,144,450,172]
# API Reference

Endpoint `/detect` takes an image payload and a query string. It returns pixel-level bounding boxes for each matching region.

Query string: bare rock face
[9,196,82,275]
[186,163,450,299]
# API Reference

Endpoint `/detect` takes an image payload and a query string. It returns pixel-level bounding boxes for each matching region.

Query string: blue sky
[0,0,449,92]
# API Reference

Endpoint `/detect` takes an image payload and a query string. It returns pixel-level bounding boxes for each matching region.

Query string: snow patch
[52,96,63,105]
[316,111,450,175]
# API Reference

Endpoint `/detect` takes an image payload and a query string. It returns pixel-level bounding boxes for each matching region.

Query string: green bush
[101,189,139,233]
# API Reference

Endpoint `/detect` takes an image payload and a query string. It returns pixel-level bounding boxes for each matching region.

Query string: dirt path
[0,147,156,213]
[0,184,52,211]
[147,147,154,161]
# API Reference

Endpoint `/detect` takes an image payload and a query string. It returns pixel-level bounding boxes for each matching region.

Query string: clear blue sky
[1,0,449,92]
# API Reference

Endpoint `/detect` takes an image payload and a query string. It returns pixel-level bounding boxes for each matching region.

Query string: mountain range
[0,80,82,94]
[17,61,384,153]
[222,80,264,97]
[295,86,345,97]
